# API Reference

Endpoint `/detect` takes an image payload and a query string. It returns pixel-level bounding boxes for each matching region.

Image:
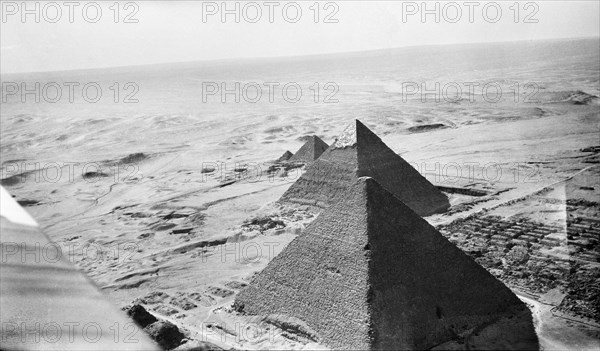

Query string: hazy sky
[1,1,599,73]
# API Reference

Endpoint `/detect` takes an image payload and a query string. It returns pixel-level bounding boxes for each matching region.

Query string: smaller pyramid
[287,136,329,163]
[276,150,294,162]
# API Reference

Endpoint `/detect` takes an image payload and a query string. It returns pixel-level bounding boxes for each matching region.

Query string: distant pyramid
[276,150,294,162]
[279,120,449,216]
[287,135,329,163]
[235,177,537,350]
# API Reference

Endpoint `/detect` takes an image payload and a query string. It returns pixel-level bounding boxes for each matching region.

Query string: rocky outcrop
[144,320,185,350]
[124,304,158,328]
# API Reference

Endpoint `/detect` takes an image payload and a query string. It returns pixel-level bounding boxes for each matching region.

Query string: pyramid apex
[355,176,377,187]
[353,176,408,209]
[288,135,329,163]
[349,176,373,193]
[309,135,328,147]
[332,119,367,149]
[276,150,294,162]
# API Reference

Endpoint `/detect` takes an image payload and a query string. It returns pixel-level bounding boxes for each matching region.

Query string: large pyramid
[279,120,449,216]
[235,177,537,350]
[287,135,329,163]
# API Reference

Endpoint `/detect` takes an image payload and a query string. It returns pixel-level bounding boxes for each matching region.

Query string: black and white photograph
[1,1,599,350]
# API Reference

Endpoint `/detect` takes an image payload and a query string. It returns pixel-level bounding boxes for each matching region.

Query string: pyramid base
[431,306,539,350]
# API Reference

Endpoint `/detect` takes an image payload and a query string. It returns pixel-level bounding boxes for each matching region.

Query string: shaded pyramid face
[279,120,450,216]
[288,135,329,163]
[235,178,536,350]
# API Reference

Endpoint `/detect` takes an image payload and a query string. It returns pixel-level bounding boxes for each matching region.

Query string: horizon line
[2,35,598,76]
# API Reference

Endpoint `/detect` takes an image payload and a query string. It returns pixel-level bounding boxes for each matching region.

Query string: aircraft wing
[0,186,159,350]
